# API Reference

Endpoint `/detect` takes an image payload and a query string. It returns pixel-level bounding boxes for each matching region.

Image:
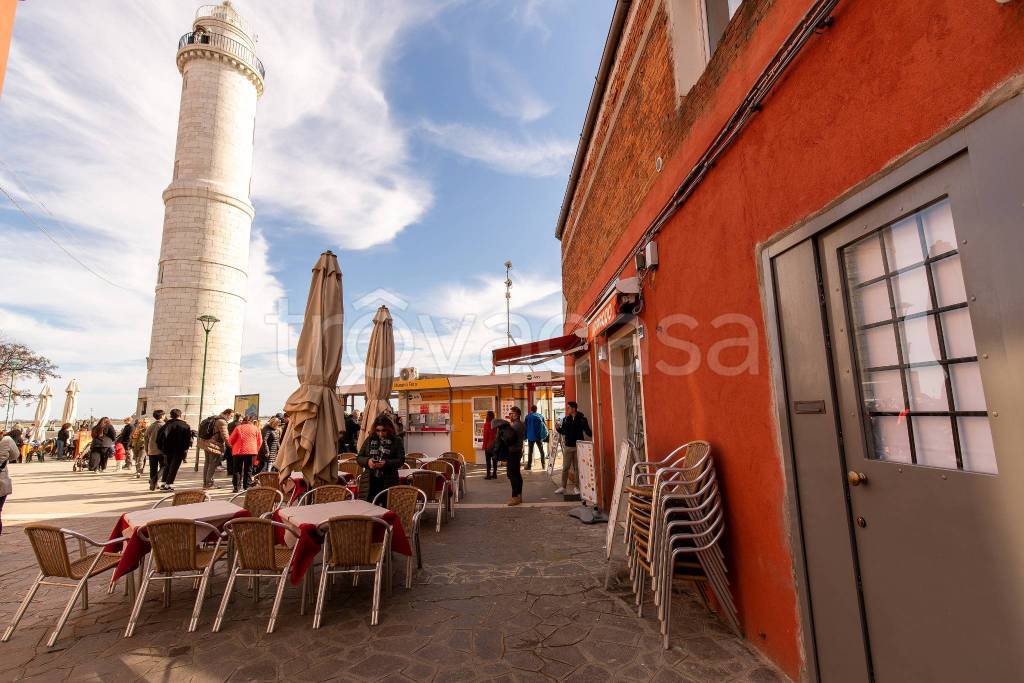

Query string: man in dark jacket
[156,409,193,491]
[555,401,592,495]
[504,406,527,506]
[144,410,166,491]
[116,417,134,470]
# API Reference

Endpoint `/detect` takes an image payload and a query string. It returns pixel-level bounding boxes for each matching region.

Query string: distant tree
[0,337,59,407]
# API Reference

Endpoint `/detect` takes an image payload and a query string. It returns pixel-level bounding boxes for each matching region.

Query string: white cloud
[420,120,575,176]
[0,0,445,416]
[469,49,551,122]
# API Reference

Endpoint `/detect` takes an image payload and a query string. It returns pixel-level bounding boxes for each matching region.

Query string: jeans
[506,452,523,498]
[485,449,498,477]
[203,449,220,488]
[231,455,253,490]
[526,440,546,470]
[149,454,163,488]
[561,446,578,489]
[135,448,147,474]
[162,451,185,486]
[54,440,66,460]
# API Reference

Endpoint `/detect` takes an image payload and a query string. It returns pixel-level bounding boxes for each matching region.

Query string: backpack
[493,422,517,462]
[197,415,218,440]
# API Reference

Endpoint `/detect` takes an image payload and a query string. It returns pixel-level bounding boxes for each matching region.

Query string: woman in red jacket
[482,410,497,480]
[227,415,262,492]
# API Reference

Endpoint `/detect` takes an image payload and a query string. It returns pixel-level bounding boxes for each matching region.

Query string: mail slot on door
[794,400,826,414]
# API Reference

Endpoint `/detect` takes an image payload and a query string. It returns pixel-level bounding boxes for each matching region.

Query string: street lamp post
[194,315,219,472]
[504,260,513,375]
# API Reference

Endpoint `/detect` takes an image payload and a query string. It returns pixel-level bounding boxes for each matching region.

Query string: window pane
[931,254,967,307]
[958,417,997,474]
[864,370,903,412]
[906,365,948,411]
[950,363,987,411]
[857,325,899,368]
[900,316,941,364]
[884,216,924,270]
[844,235,885,284]
[920,199,957,257]
[869,416,911,463]
[892,266,930,317]
[940,308,977,359]
[852,280,891,326]
[913,417,957,469]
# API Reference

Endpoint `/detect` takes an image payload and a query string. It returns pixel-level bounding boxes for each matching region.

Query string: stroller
[24,439,53,463]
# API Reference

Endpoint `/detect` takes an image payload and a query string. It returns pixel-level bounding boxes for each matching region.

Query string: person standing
[0,430,16,535]
[555,401,592,495]
[503,407,526,506]
[116,417,134,470]
[357,415,405,503]
[89,417,117,472]
[524,405,548,471]
[227,415,262,492]
[131,418,148,478]
[156,409,192,492]
[55,423,71,460]
[199,409,232,489]
[482,410,497,479]
[144,410,167,491]
[261,416,281,473]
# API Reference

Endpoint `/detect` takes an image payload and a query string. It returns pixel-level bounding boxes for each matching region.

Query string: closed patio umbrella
[275,251,346,485]
[61,378,80,424]
[32,384,53,441]
[358,305,394,449]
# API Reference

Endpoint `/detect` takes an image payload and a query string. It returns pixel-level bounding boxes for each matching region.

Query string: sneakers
[554,487,565,494]
[569,487,580,496]
[507,496,522,506]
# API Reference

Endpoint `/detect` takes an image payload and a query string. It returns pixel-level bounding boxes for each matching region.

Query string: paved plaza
[0,461,786,682]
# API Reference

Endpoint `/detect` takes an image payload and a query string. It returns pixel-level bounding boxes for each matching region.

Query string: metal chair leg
[267,568,289,634]
[212,563,240,633]
[405,554,413,590]
[189,568,212,632]
[3,573,44,643]
[415,528,423,570]
[125,571,153,638]
[312,548,330,629]
[371,566,383,626]
[435,501,442,533]
[48,576,89,648]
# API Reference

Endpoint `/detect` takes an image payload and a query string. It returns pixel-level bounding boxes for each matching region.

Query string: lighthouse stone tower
[137,2,264,421]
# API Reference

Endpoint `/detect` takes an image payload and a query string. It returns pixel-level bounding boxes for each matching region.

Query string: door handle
[847,471,868,486]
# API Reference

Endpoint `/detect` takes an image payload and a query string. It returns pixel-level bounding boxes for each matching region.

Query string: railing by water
[178,31,265,80]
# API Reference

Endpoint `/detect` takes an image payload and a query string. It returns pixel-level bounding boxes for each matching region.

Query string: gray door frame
[758,93,1024,681]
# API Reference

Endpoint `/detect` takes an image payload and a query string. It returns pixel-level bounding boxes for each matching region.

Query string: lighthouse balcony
[177,30,265,81]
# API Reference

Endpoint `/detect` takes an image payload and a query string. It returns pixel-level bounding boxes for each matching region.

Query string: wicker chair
[213,518,300,634]
[405,451,427,461]
[372,485,427,586]
[410,470,448,532]
[403,457,424,469]
[438,454,465,501]
[314,516,392,628]
[338,460,361,480]
[298,484,354,506]
[228,486,283,519]
[151,489,210,509]
[440,451,468,498]
[423,460,456,518]
[338,452,358,461]
[2,524,127,647]
[253,472,282,492]
[124,519,226,636]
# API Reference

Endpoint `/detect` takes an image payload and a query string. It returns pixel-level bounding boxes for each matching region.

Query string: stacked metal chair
[624,440,739,648]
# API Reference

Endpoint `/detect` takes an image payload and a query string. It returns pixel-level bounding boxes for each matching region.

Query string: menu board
[606,441,634,559]
[576,440,597,506]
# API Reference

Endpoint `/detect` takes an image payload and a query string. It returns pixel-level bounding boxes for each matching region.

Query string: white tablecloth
[277,500,389,547]
[124,501,243,542]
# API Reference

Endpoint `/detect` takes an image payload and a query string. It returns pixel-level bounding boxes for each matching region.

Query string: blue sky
[0,1,611,419]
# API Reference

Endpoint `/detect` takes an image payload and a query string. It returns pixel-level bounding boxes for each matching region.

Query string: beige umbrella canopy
[358,305,395,449]
[32,384,53,440]
[275,251,346,485]
[61,378,80,424]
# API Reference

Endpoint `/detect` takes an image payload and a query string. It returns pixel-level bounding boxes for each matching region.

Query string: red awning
[492,333,587,367]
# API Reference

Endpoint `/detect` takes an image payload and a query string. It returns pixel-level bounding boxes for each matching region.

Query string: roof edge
[554,0,633,240]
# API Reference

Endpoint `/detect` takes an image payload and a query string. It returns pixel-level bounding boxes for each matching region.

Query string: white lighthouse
[138,2,264,420]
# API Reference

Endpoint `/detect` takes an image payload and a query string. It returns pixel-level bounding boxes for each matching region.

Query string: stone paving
[0,461,788,682]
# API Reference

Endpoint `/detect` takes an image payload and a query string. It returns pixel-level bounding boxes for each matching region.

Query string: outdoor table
[285,471,356,504]
[273,500,412,585]
[107,500,246,582]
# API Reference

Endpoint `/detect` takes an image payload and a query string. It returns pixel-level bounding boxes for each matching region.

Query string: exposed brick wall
[560,0,771,314]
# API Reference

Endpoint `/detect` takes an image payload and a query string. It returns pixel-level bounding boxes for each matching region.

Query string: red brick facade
[559,0,1024,678]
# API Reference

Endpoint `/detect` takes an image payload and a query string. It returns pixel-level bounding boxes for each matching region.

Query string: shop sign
[588,296,618,340]
[576,440,598,506]
[393,377,449,391]
[439,404,449,414]
[419,404,429,414]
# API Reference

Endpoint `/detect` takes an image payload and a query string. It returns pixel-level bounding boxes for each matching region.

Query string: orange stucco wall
[561,0,1024,678]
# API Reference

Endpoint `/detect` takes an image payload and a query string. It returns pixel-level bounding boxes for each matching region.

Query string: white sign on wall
[576,440,598,506]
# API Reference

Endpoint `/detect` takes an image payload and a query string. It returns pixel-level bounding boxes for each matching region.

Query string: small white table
[124,500,243,542]
[277,500,390,547]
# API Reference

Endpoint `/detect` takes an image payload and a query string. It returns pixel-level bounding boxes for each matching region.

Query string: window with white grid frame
[842,198,997,474]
